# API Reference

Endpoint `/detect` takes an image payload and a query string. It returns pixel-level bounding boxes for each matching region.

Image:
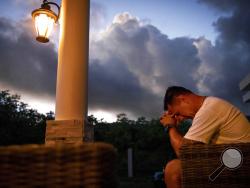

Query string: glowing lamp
[31,0,60,43]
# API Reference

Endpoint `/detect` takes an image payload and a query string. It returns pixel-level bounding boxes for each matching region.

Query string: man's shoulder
[205,96,234,108]
[206,96,225,103]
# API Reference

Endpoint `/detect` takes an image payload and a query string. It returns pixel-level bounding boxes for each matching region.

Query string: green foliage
[93,113,170,177]
[0,90,51,146]
[93,113,192,178]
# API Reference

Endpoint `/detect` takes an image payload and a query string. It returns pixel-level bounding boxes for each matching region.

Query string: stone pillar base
[45,119,84,145]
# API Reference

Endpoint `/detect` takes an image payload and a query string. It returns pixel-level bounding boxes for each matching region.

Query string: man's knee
[164,159,182,185]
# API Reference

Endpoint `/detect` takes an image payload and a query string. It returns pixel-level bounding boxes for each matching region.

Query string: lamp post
[31,0,91,145]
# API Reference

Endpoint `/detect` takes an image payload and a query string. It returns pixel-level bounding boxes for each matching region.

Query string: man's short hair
[164,86,193,111]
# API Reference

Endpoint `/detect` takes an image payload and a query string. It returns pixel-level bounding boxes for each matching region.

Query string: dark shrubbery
[0,90,53,145]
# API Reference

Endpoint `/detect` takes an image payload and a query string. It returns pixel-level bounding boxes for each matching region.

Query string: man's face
[167,95,196,122]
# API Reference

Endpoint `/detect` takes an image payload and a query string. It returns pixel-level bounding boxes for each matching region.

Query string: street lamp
[31,0,60,43]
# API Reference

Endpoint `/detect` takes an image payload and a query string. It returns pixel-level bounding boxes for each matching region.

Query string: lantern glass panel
[34,13,55,39]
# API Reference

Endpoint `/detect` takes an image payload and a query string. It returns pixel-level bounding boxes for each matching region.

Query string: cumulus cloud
[88,4,250,117]
[199,0,250,44]
[89,12,202,118]
[0,17,57,98]
[197,0,250,113]
[1,0,249,119]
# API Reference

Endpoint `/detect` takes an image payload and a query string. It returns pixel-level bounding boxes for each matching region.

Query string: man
[160,86,250,188]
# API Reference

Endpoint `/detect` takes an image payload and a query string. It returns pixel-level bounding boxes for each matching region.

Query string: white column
[45,0,90,145]
[56,0,89,120]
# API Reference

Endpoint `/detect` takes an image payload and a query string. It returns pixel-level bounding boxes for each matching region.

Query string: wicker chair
[0,142,117,188]
[180,142,250,188]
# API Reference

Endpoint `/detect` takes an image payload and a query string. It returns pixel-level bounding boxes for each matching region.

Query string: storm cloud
[88,1,250,118]
[0,17,57,98]
[0,0,249,119]
[88,13,201,118]
[197,0,250,112]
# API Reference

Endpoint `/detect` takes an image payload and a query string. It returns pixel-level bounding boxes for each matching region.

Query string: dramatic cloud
[0,17,57,98]
[88,12,201,118]
[197,0,250,113]
[88,2,250,118]
[199,0,250,43]
[0,0,249,119]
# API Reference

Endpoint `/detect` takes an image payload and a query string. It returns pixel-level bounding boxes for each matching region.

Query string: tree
[94,113,169,177]
[0,90,47,145]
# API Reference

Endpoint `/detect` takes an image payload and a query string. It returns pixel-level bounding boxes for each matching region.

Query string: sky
[0,0,249,122]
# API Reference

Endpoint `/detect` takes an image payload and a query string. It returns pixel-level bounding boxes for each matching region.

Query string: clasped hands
[160,111,177,128]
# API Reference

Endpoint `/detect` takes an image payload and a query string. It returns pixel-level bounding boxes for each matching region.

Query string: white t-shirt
[184,97,250,144]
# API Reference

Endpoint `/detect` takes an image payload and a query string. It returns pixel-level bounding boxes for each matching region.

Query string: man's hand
[160,112,177,127]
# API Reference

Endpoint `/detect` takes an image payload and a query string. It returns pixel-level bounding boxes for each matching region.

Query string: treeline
[90,113,171,177]
[0,90,54,145]
[90,114,191,177]
[0,90,191,177]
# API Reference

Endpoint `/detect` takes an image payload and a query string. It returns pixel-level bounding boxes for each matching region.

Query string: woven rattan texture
[180,143,250,188]
[0,142,117,188]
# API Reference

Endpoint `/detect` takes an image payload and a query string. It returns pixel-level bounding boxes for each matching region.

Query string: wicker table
[0,142,117,188]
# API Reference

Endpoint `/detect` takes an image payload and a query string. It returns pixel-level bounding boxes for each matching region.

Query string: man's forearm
[169,127,183,158]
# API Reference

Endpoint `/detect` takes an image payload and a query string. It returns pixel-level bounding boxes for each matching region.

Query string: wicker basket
[180,143,250,188]
[0,142,117,188]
